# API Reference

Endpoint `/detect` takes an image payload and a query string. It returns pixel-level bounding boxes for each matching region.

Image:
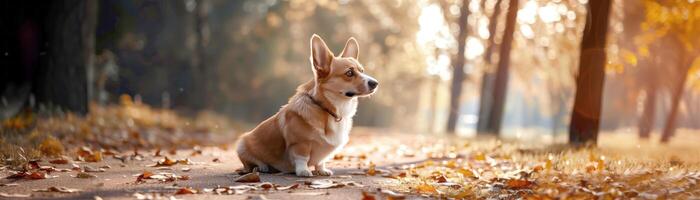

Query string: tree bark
[188,0,210,110]
[568,0,612,146]
[660,55,690,143]
[483,0,503,65]
[445,0,470,134]
[476,0,503,134]
[481,0,518,135]
[34,0,97,114]
[638,79,656,139]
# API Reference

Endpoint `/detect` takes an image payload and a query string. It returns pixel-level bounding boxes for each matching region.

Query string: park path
[0,128,429,200]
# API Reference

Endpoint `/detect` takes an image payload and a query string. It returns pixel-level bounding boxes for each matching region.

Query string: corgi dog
[235,34,378,176]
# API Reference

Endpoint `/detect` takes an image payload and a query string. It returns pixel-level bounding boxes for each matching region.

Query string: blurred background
[1,0,699,143]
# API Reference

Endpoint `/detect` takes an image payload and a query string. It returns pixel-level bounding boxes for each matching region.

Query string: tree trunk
[483,0,503,65]
[427,76,440,133]
[660,55,690,143]
[481,0,518,135]
[476,0,503,134]
[188,0,210,110]
[476,73,494,133]
[445,0,470,134]
[568,0,612,146]
[34,0,97,114]
[638,80,656,139]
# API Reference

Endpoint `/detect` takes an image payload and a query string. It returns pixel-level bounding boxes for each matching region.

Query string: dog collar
[305,93,342,122]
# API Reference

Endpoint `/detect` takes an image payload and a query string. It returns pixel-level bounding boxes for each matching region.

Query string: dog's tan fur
[236,34,378,176]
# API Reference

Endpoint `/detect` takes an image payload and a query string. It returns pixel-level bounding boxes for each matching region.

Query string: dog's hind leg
[236,141,257,174]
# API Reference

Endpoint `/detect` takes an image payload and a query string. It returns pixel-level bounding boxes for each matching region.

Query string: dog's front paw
[296,169,313,177]
[314,168,333,176]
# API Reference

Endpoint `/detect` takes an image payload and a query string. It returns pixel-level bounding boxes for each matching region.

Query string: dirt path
[0,129,427,200]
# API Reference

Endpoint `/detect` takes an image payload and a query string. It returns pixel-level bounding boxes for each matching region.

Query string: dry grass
[0,95,240,167]
[345,130,700,199]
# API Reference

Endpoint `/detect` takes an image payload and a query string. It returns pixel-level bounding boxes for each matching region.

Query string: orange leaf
[457,168,475,178]
[27,172,47,180]
[414,183,437,194]
[175,187,197,195]
[361,191,376,200]
[474,152,486,161]
[505,179,533,189]
[366,162,376,176]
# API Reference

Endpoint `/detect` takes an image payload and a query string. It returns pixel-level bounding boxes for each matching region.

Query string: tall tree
[568,0,612,146]
[476,0,503,134]
[189,0,211,110]
[635,0,700,143]
[479,0,518,135]
[637,68,657,139]
[33,0,98,114]
[660,49,689,143]
[445,0,470,133]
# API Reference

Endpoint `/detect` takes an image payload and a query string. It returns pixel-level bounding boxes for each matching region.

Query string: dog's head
[309,34,378,98]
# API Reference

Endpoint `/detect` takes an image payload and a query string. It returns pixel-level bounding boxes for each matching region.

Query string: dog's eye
[345,69,354,77]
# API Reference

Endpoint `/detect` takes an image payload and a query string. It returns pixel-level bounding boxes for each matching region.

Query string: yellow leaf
[457,168,474,178]
[414,183,437,194]
[473,152,485,161]
[639,46,650,58]
[621,49,638,66]
[444,160,458,168]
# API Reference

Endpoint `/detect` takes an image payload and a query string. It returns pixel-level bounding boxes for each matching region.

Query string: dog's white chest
[321,97,356,146]
[323,118,352,146]
[308,98,356,165]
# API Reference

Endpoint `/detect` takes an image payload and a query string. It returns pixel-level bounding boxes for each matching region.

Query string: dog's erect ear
[340,37,359,60]
[310,34,333,77]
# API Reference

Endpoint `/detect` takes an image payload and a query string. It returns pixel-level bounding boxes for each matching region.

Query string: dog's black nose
[368,80,378,90]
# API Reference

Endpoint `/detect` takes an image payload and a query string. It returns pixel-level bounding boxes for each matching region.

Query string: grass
[0,95,240,167]
[375,130,700,199]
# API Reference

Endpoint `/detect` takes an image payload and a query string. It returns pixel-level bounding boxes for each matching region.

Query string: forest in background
[2,0,700,144]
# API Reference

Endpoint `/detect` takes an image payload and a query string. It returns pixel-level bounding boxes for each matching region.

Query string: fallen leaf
[0,192,30,198]
[366,162,377,176]
[361,191,376,200]
[27,160,41,169]
[152,157,177,167]
[33,186,81,193]
[258,182,274,190]
[276,183,300,191]
[457,168,475,178]
[505,179,533,189]
[49,157,70,164]
[175,187,197,195]
[414,183,437,194]
[474,152,486,161]
[136,171,154,182]
[77,147,102,162]
[234,171,260,183]
[434,175,448,183]
[341,181,365,187]
[27,171,48,179]
[310,179,344,189]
